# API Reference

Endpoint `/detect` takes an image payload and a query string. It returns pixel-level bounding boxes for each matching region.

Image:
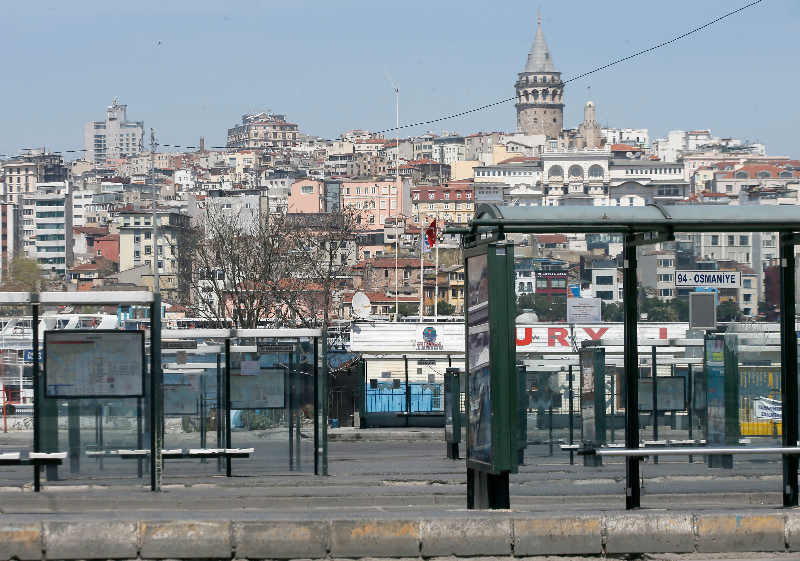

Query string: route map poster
[230,367,285,409]
[44,330,144,398]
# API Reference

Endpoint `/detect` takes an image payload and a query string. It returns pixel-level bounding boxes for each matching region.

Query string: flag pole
[434,211,439,319]
[420,224,424,318]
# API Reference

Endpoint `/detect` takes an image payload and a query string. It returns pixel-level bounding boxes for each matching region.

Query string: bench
[0,452,66,466]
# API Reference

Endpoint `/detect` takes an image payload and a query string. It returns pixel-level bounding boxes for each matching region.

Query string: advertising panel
[466,252,491,467]
[579,349,596,442]
[706,338,726,446]
[445,374,454,442]
[44,330,145,398]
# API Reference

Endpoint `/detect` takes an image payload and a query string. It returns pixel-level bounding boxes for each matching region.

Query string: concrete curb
[0,511,798,559]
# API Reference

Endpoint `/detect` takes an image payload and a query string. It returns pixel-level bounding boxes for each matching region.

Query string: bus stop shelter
[451,203,800,509]
[0,291,328,492]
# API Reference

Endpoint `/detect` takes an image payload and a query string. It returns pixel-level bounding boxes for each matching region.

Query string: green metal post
[623,234,640,509]
[32,295,40,491]
[652,346,658,465]
[216,353,222,473]
[225,338,232,477]
[358,359,366,429]
[322,331,328,476]
[780,233,798,507]
[150,293,163,491]
[68,401,80,473]
[314,337,319,475]
[404,354,410,424]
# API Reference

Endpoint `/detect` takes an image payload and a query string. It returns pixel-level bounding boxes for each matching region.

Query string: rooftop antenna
[538,7,541,25]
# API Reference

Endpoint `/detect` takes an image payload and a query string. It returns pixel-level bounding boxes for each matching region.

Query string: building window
[536,279,548,289]
[595,275,614,285]
[728,235,735,246]
[658,289,674,297]
[739,235,749,246]
[596,291,614,300]
[658,274,674,282]
[743,279,752,289]
[301,185,313,194]
[711,235,719,246]
[657,259,674,267]
[429,193,434,200]
[551,279,566,288]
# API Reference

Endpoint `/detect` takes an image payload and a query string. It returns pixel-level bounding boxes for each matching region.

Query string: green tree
[717,300,739,322]
[436,300,457,316]
[390,302,419,317]
[1,254,43,293]
[601,301,624,322]
[516,293,566,322]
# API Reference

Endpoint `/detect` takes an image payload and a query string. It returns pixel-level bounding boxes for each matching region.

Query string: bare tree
[181,201,366,329]
[289,206,367,329]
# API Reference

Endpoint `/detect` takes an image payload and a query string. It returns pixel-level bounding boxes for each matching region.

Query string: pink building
[340,179,412,229]
[288,179,325,213]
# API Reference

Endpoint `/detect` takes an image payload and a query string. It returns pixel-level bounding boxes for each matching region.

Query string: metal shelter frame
[0,291,328,492]
[449,203,800,510]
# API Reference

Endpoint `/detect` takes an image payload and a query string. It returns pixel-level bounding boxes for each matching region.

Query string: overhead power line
[372,0,763,135]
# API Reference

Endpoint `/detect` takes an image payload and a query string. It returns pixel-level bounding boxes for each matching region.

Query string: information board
[637,377,686,411]
[567,298,601,323]
[230,367,285,409]
[44,330,145,398]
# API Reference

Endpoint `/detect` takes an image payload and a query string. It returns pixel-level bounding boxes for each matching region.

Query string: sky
[1,0,798,159]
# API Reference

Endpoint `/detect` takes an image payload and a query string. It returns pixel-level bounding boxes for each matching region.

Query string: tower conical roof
[523,25,557,73]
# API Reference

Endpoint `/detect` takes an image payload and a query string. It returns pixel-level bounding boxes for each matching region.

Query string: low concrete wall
[1,511,798,559]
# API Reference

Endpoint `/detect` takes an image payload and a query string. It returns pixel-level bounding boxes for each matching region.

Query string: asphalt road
[0,427,787,510]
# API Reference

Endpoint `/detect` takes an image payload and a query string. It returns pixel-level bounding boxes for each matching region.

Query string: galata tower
[515,14,564,138]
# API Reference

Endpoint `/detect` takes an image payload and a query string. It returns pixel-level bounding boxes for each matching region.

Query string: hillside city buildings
[0,19,797,325]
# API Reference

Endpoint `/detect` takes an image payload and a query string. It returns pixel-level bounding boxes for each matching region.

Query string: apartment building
[226,112,299,150]
[2,152,68,204]
[118,206,190,300]
[23,182,73,276]
[83,99,144,164]
[410,181,474,227]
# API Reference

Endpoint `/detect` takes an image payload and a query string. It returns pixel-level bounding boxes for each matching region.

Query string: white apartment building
[590,266,620,303]
[23,182,73,276]
[601,127,649,149]
[639,251,676,300]
[83,99,144,164]
[174,169,197,192]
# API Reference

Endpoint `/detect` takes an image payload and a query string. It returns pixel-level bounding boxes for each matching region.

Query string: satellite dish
[351,292,372,320]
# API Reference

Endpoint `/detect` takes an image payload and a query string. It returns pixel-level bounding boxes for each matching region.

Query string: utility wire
[373,0,762,135]
[0,1,762,159]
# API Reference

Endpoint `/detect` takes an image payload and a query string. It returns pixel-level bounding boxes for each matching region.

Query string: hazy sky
[1,0,798,158]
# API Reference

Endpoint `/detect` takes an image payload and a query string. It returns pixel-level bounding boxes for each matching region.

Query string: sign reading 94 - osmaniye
[675,271,741,288]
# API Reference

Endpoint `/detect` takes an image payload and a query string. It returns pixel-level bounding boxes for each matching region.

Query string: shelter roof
[464,203,800,234]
